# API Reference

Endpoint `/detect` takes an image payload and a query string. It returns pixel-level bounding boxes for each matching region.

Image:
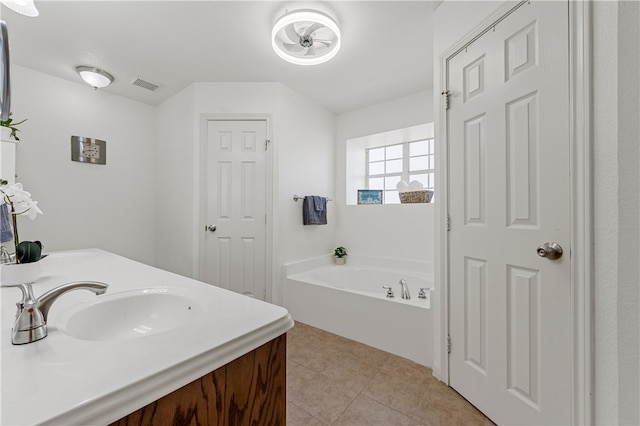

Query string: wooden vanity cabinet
[110,334,286,426]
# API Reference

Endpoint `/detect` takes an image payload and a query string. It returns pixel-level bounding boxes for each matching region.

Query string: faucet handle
[382,286,394,298]
[12,283,48,344]
[418,287,430,299]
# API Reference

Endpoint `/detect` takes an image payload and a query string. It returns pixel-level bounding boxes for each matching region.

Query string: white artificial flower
[23,199,43,219]
[0,181,43,219]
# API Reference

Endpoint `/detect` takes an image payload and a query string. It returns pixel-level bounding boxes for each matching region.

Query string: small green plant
[334,246,347,258]
[1,113,27,141]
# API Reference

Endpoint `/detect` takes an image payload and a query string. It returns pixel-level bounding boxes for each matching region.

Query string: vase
[335,257,346,265]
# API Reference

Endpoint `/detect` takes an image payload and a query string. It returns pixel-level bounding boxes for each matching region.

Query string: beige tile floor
[286,322,495,426]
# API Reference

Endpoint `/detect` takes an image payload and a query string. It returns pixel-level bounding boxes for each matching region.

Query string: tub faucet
[11,281,108,345]
[398,279,411,300]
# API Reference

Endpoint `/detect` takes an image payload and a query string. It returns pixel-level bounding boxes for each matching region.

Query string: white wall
[594,2,640,424]
[335,89,434,263]
[155,82,335,304]
[593,4,620,422]
[154,84,195,276]
[434,1,640,424]
[7,65,157,265]
[272,84,336,270]
[0,139,16,183]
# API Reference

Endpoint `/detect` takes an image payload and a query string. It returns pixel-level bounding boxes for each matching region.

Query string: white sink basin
[56,287,202,341]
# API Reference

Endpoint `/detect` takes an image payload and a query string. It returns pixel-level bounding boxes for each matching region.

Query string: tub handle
[418,288,430,299]
[382,286,394,298]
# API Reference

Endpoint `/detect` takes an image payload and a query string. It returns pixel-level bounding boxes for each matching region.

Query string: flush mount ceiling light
[272,9,340,66]
[76,66,114,89]
[0,0,39,17]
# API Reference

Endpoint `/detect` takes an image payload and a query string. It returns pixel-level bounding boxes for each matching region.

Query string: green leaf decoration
[0,113,27,141]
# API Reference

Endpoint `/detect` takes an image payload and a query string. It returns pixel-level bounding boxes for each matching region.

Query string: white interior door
[205,119,267,300]
[447,2,571,424]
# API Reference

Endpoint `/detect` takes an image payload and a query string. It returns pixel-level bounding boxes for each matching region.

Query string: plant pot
[335,257,346,265]
[0,126,16,143]
[0,262,42,287]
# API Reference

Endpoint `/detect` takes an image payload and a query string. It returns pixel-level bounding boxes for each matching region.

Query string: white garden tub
[284,255,433,366]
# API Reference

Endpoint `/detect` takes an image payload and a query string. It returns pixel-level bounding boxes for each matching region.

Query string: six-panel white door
[447,2,571,424]
[205,120,267,300]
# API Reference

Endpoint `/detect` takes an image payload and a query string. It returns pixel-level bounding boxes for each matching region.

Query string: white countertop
[1,249,293,425]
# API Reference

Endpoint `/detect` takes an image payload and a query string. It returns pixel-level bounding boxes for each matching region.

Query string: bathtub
[284,255,433,367]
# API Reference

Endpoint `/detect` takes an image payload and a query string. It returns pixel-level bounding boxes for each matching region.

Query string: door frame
[197,114,274,302]
[436,1,593,424]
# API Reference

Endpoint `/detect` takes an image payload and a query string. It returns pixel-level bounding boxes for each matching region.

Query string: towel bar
[293,194,333,202]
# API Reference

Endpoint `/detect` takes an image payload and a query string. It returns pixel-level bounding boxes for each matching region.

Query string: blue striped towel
[1,203,13,243]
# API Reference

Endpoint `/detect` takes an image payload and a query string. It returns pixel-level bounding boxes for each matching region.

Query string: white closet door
[448,2,571,424]
[205,120,267,300]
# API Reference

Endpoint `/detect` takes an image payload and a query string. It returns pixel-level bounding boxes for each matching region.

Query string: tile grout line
[410,378,433,423]
[289,399,329,425]
[330,361,380,425]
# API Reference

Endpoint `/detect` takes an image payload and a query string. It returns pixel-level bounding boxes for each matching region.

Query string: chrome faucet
[11,281,108,345]
[398,279,411,300]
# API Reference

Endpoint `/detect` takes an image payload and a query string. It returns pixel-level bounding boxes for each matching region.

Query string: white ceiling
[2,1,436,115]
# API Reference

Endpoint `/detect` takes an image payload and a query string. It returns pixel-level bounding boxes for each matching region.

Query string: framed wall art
[357,189,383,205]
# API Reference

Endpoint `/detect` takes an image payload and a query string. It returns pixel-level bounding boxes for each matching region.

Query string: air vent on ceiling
[131,78,162,92]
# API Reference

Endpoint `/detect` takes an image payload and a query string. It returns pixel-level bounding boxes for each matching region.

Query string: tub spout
[398,279,411,300]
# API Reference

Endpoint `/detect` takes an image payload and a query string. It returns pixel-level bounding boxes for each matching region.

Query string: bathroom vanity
[0,249,293,425]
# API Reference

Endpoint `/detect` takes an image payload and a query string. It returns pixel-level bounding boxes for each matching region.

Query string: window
[345,123,434,205]
[365,138,435,204]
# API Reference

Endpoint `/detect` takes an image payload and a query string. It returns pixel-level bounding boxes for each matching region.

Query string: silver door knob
[537,242,563,260]
[207,225,217,232]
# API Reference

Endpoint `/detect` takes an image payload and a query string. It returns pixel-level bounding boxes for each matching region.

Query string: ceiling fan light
[76,66,114,89]
[0,0,39,17]
[272,9,341,66]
